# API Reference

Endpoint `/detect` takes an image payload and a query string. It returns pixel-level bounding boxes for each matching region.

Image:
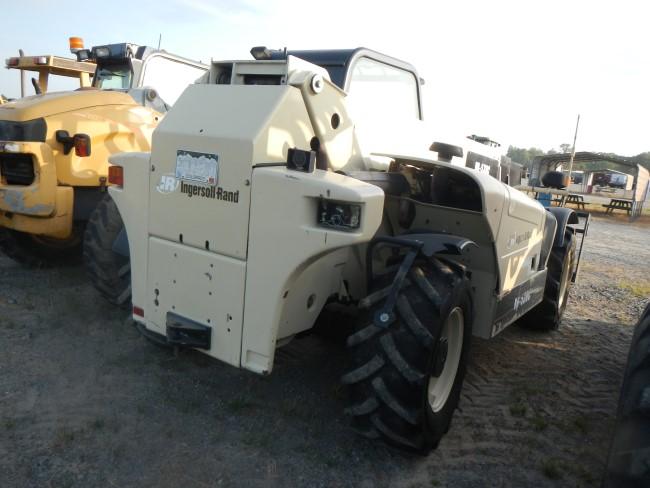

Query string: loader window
[94,64,133,89]
[141,56,207,106]
[346,57,420,123]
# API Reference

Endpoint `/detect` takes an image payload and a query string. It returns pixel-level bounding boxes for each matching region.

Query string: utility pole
[19,49,25,97]
[567,114,580,182]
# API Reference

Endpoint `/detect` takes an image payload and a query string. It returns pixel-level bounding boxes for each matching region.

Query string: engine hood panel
[0,89,138,122]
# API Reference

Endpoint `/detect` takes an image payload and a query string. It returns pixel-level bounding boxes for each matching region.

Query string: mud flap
[570,211,590,283]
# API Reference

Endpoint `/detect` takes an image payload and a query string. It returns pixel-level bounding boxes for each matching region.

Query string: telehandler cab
[0,39,207,267]
[89,47,589,452]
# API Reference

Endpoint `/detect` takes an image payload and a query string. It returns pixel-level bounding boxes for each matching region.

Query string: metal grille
[0,153,35,185]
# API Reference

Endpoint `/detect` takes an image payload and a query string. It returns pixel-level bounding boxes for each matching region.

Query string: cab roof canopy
[264,47,421,92]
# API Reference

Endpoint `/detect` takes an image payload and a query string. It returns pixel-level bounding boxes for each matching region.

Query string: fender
[365,233,476,328]
[539,211,557,269]
[546,206,579,247]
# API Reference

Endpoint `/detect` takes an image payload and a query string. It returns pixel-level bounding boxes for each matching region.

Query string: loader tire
[343,258,472,453]
[520,230,576,331]
[83,194,131,309]
[0,227,82,268]
[603,304,650,487]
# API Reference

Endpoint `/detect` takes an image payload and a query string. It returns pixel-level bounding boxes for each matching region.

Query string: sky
[0,0,648,156]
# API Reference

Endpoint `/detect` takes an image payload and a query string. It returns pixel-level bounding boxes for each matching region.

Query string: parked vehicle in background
[0,38,207,267]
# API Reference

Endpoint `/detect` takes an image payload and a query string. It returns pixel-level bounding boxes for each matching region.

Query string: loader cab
[82,43,207,106]
[275,48,424,122]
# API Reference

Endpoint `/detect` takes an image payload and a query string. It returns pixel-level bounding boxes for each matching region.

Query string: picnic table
[602,198,632,215]
[552,193,586,210]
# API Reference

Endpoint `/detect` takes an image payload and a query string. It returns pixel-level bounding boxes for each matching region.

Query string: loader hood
[0,89,139,122]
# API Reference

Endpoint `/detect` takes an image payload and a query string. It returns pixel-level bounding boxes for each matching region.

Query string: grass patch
[572,416,589,435]
[89,418,105,430]
[241,430,272,449]
[53,426,77,449]
[226,395,257,414]
[619,280,650,297]
[541,458,563,480]
[572,464,596,484]
[529,414,548,432]
[3,418,16,429]
[509,402,527,418]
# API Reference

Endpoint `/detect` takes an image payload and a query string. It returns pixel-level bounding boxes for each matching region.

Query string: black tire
[520,230,576,331]
[83,193,131,309]
[343,258,473,453]
[603,304,650,487]
[542,170,567,189]
[0,227,83,268]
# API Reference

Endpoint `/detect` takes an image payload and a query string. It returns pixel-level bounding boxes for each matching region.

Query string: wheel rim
[427,307,464,413]
[558,250,572,309]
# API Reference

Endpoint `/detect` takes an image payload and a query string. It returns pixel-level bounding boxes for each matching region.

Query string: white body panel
[147,237,246,367]
[243,167,384,373]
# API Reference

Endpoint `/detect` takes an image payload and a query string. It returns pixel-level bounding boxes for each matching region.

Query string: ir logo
[157,174,179,194]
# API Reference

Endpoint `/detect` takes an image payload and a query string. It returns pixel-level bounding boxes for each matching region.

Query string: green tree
[507,146,546,168]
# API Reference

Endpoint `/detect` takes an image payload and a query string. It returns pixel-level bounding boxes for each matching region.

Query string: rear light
[33,56,48,65]
[108,166,124,186]
[133,305,144,317]
[73,134,91,157]
[317,200,361,231]
[6,57,19,67]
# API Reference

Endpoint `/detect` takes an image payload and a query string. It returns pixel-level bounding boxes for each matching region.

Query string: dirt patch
[0,215,647,487]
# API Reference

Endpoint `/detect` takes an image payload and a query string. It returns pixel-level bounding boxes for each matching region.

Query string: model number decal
[175,150,219,186]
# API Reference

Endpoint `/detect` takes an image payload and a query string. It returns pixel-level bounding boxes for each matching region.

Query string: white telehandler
[85,47,589,452]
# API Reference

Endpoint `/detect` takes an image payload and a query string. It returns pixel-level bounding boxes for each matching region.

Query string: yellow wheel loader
[0,41,207,266]
[87,47,589,451]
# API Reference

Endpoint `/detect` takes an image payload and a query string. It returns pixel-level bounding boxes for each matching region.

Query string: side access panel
[146,237,245,367]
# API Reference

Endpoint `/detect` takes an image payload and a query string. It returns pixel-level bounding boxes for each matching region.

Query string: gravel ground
[0,214,648,487]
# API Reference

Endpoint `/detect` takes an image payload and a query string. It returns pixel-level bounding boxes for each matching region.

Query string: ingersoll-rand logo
[156,174,239,203]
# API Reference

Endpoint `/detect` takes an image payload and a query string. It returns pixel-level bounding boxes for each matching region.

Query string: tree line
[507,146,650,171]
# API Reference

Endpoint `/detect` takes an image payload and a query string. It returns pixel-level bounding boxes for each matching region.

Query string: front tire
[83,194,131,309]
[0,227,83,268]
[603,304,650,487]
[520,230,576,331]
[343,258,473,453]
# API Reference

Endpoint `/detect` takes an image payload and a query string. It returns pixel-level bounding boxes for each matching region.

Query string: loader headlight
[94,47,111,58]
[317,200,361,231]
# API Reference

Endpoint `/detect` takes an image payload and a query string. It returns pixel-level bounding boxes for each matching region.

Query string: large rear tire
[603,304,650,487]
[83,194,131,309]
[0,227,82,268]
[520,230,576,331]
[343,258,473,453]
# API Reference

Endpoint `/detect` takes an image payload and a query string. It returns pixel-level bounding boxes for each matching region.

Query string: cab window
[141,56,207,106]
[94,64,132,89]
[346,57,420,122]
